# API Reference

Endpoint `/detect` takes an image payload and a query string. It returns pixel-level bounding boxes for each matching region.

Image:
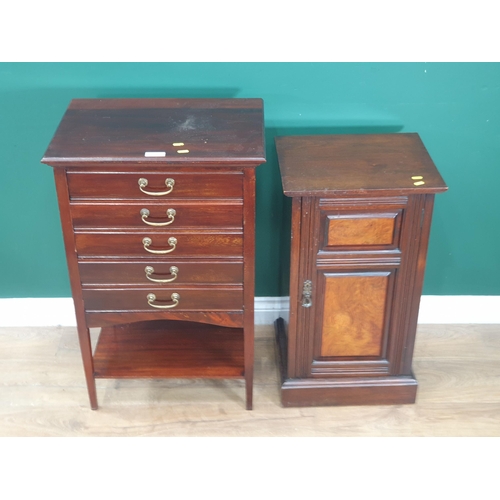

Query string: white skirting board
[0,296,499,327]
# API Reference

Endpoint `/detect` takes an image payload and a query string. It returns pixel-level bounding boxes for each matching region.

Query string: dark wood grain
[41,98,265,166]
[78,260,243,286]
[275,134,446,407]
[52,169,98,410]
[93,320,244,379]
[286,197,304,378]
[397,194,437,375]
[242,167,256,410]
[70,98,262,110]
[74,231,243,258]
[82,287,243,312]
[281,375,418,407]
[67,171,243,200]
[70,201,242,229]
[275,134,448,196]
[85,311,244,329]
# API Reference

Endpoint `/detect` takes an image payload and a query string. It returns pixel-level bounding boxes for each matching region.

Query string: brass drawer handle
[138,177,175,196]
[142,237,177,254]
[145,265,178,283]
[140,208,176,226]
[147,292,180,309]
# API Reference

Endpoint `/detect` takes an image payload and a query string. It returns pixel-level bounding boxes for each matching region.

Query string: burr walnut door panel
[303,267,398,379]
[316,271,393,359]
[296,264,401,379]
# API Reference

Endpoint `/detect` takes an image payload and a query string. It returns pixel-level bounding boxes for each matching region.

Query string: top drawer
[317,197,407,254]
[319,210,403,253]
[67,171,243,200]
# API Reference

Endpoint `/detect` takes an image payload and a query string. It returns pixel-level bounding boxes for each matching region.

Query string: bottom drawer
[82,287,243,313]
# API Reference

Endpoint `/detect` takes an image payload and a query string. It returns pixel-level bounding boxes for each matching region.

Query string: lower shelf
[93,320,244,379]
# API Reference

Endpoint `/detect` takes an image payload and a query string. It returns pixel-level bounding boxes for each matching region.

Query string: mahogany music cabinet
[41,98,265,410]
[275,134,447,407]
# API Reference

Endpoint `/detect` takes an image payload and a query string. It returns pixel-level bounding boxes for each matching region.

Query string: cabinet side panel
[298,197,319,377]
[286,197,302,378]
[53,168,97,407]
[53,169,87,321]
[388,194,434,376]
[400,194,436,373]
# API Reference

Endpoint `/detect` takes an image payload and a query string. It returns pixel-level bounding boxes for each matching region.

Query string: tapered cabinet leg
[245,373,253,410]
[243,167,256,410]
[76,324,98,410]
[244,323,254,410]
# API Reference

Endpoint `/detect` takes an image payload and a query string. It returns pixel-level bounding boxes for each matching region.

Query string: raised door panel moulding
[0,296,499,327]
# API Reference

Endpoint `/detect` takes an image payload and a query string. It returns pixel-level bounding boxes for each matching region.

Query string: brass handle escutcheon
[142,237,177,254]
[302,280,312,308]
[138,177,175,196]
[140,208,176,226]
[145,265,178,283]
[147,292,180,309]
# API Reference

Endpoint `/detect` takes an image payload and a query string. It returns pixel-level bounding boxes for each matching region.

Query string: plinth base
[274,318,418,407]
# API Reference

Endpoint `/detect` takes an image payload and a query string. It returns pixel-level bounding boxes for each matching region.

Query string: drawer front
[74,231,243,258]
[79,261,243,286]
[70,201,243,229]
[67,172,243,200]
[320,210,403,252]
[82,287,243,312]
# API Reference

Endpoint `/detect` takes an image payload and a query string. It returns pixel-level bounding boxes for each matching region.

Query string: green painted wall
[1,62,499,298]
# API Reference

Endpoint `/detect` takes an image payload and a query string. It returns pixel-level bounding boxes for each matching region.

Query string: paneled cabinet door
[309,268,396,376]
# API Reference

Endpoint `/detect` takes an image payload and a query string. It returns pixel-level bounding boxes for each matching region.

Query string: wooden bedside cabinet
[41,98,265,410]
[274,134,447,407]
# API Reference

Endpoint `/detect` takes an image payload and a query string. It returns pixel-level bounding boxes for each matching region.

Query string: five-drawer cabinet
[41,98,265,410]
[275,134,447,407]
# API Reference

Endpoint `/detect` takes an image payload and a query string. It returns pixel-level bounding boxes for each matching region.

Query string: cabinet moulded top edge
[40,157,266,169]
[68,98,264,110]
[282,186,448,198]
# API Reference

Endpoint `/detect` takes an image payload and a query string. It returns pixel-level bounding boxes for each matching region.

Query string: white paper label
[144,151,166,157]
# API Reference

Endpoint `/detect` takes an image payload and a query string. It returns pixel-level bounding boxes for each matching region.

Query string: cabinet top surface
[41,98,266,167]
[275,133,448,196]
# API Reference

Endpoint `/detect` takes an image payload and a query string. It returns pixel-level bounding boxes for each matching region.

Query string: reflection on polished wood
[93,321,244,379]
[1,323,499,436]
